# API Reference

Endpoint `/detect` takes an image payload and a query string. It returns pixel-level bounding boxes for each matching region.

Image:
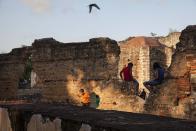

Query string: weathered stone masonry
[144,25,196,120]
[118,37,171,90]
[0,48,31,99]
[0,37,144,112]
[158,32,181,66]
[31,38,121,104]
[0,38,119,100]
[1,25,196,121]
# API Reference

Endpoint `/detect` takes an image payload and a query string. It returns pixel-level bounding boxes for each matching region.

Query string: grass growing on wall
[22,56,32,81]
[18,55,32,89]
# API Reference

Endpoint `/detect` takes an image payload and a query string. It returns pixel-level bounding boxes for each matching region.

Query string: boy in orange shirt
[79,89,90,107]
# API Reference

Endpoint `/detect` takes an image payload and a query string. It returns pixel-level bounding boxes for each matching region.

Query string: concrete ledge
[1,103,196,131]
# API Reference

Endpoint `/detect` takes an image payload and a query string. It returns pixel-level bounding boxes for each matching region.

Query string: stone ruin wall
[158,32,181,48]
[0,32,181,108]
[145,51,196,120]
[118,43,150,90]
[1,26,195,120]
[118,38,172,90]
[0,37,144,112]
[158,32,181,66]
[144,25,196,120]
[0,48,31,99]
[31,38,144,112]
[31,38,121,104]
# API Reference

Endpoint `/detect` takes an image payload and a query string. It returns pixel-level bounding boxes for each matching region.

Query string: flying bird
[88,3,100,13]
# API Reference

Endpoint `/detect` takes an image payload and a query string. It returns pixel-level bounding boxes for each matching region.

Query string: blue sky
[0,0,196,53]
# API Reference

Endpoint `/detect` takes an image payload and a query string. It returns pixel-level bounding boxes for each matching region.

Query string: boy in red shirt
[120,62,139,95]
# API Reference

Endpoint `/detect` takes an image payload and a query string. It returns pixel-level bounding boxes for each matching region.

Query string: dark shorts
[123,79,139,95]
[144,80,161,86]
[82,102,90,107]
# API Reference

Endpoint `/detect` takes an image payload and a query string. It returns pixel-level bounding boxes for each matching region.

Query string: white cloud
[20,0,51,13]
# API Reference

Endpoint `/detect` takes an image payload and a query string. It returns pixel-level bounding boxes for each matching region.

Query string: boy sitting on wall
[120,62,139,95]
[79,89,90,107]
[143,62,164,93]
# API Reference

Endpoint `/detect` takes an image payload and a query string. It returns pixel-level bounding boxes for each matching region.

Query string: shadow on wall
[30,38,122,105]
[64,67,144,112]
[0,37,144,112]
[64,65,118,104]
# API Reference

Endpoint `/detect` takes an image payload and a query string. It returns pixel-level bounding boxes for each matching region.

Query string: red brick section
[175,54,196,99]
[187,54,196,78]
[176,77,191,99]
[190,64,196,74]
[190,56,196,94]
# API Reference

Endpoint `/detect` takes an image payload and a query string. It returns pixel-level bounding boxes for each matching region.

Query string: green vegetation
[22,55,32,81]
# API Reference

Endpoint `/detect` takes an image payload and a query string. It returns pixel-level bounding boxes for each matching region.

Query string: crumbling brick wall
[0,37,144,112]
[0,47,31,99]
[118,37,168,90]
[1,26,194,119]
[158,32,180,67]
[30,38,144,112]
[118,43,148,89]
[30,38,121,103]
[144,25,196,120]
[158,32,181,48]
